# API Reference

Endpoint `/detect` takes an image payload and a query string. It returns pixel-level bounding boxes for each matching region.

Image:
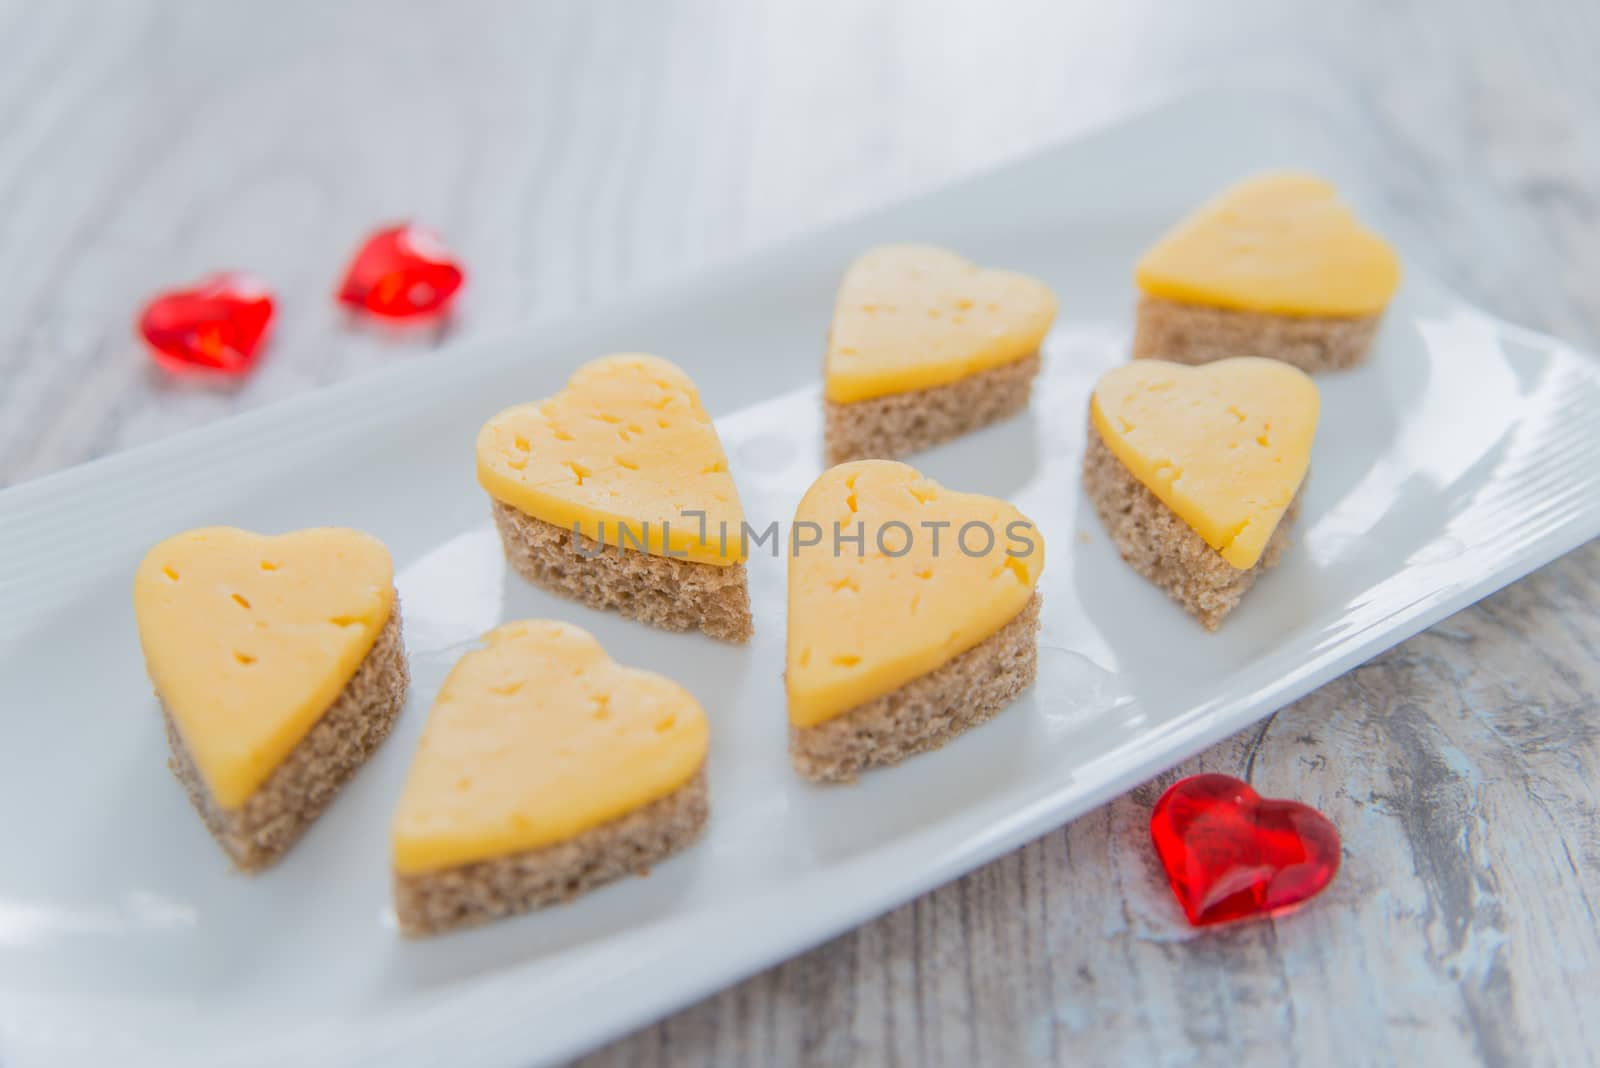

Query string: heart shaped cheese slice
[392,620,709,873]
[1136,171,1400,317]
[477,354,745,565]
[1091,358,1319,570]
[133,527,396,809]
[826,245,1057,404]
[786,461,1044,727]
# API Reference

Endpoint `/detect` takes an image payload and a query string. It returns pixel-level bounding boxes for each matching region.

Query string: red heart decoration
[138,272,275,377]
[336,222,464,320]
[1150,773,1340,926]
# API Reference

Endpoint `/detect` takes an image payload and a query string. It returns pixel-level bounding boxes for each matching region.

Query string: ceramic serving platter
[2,88,1598,1068]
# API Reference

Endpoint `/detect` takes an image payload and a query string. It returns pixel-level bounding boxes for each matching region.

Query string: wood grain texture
[2,0,1596,1064]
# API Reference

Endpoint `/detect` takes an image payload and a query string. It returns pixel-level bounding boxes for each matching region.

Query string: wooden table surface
[4,2,1596,1064]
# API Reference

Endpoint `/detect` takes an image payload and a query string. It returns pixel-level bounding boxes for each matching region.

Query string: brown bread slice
[790,593,1040,783]
[1131,295,1380,373]
[823,352,1040,465]
[491,501,752,643]
[393,767,709,937]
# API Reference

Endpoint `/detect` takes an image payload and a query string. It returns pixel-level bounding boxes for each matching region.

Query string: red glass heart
[336,223,464,319]
[138,272,275,377]
[1150,773,1340,926]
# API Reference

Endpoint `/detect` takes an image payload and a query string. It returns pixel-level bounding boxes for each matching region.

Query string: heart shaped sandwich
[1084,357,1319,629]
[391,620,710,936]
[133,527,407,870]
[477,353,751,641]
[787,460,1044,782]
[1133,171,1400,372]
[824,244,1056,463]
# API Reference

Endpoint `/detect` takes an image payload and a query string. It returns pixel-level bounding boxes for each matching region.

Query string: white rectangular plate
[3,88,1599,1068]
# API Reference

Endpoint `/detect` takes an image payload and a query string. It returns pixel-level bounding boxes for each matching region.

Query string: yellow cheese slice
[1136,171,1400,316]
[133,527,396,810]
[391,620,709,874]
[825,244,1057,404]
[1090,358,1319,570]
[786,461,1044,728]
[477,354,746,566]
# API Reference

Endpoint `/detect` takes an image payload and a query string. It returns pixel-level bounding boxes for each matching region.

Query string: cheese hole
[259,561,278,572]
[654,714,677,733]
[454,777,473,793]
[915,568,934,580]
[596,413,622,425]
[701,460,726,475]
[330,616,362,628]
[513,436,531,452]
[162,567,180,581]
[567,462,591,485]
[927,308,942,319]
[830,575,859,593]
[957,298,974,311]
[234,652,257,665]
[617,457,640,471]
[231,593,251,610]
[832,654,861,668]
[1004,557,1030,584]
[797,648,812,668]
[552,428,574,442]
[492,682,524,696]
[657,417,671,429]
